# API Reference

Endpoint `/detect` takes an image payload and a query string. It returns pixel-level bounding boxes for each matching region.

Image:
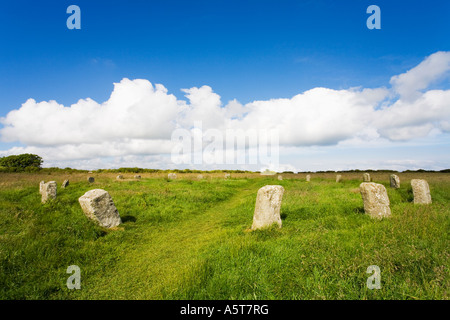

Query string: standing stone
[88,177,95,183]
[197,174,204,180]
[306,174,311,182]
[134,175,141,179]
[359,182,391,218]
[390,174,400,189]
[40,181,57,203]
[251,185,285,230]
[363,173,371,182]
[411,179,432,204]
[62,179,69,188]
[278,175,283,181]
[336,175,342,183]
[78,189,122,228]
[224,173,231,179]
[116,175,123,180]
[168,173,177,180]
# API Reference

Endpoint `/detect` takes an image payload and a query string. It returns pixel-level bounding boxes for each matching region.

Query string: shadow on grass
[392,186,415,203]
[121,215,137,223]
[354,206,365,215]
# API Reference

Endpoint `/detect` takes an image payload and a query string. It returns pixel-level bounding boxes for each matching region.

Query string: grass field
[0,171,448,300]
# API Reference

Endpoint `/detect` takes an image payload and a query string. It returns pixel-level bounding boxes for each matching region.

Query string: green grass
[0,173,448,299]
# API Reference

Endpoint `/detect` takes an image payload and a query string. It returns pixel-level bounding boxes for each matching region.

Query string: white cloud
[1,78,182,146]
[228,87,389,146]
[1,52,449,170]
[374,89,450,140]
[390,51,450,100]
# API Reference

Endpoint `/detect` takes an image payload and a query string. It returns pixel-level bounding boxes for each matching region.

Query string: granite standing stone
[88,177,95,183]
[78,189,122,228]
[390,174,400,189]
[62,179,69,188]
[251,185,285,230]
[411,179,432,204]
[336,175,342,183]
[306,174,311,182]
[40,181,57,203]
[359,182,391,218]
[363,173,371,182]
[168,173,177,180]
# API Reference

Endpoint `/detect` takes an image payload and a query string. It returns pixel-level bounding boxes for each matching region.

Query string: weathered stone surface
[134,175,141,179]
[197,174,204,180]
[78,189,122,228]
[278,175,283,181]
[40,181,57,203]
[62,179,69,188]
[306,174,311,182]
[168,173,177,180]
[116,175,123,180]
[88,177,95,183]
[363,173,371,182]
[251,185,284,230]
[336,175,342,183]
[224,173,231,179]
[411,179,432,204]
[359,182,391,218]
[390,174,400,189]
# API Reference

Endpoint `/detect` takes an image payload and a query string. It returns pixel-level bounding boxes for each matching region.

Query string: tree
[0,154,43,169]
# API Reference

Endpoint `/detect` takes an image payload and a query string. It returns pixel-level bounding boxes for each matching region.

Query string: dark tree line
[0,154,43,171]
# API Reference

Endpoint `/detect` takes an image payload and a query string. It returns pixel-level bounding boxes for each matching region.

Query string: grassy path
[78,179,260,299]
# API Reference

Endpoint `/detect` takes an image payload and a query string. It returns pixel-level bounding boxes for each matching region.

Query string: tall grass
[0,172,448,299]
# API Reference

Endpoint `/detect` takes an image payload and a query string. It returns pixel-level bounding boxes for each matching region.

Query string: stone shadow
[121,215,137,223]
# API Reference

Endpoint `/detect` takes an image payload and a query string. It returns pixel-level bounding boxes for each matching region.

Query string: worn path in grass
[78,179,261,299]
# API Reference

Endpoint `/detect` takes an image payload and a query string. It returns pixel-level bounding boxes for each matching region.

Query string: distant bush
[0,153,42,168]
[0,154,43,172]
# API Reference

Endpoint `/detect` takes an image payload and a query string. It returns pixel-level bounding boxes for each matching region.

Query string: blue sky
[1,0,449,171]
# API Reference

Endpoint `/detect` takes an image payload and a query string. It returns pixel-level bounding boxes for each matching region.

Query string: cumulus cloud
[390,51,450,100]
[228,87,389,146]
[375,89,450,140]
[0,51,449,169]
[1,78,183,146]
